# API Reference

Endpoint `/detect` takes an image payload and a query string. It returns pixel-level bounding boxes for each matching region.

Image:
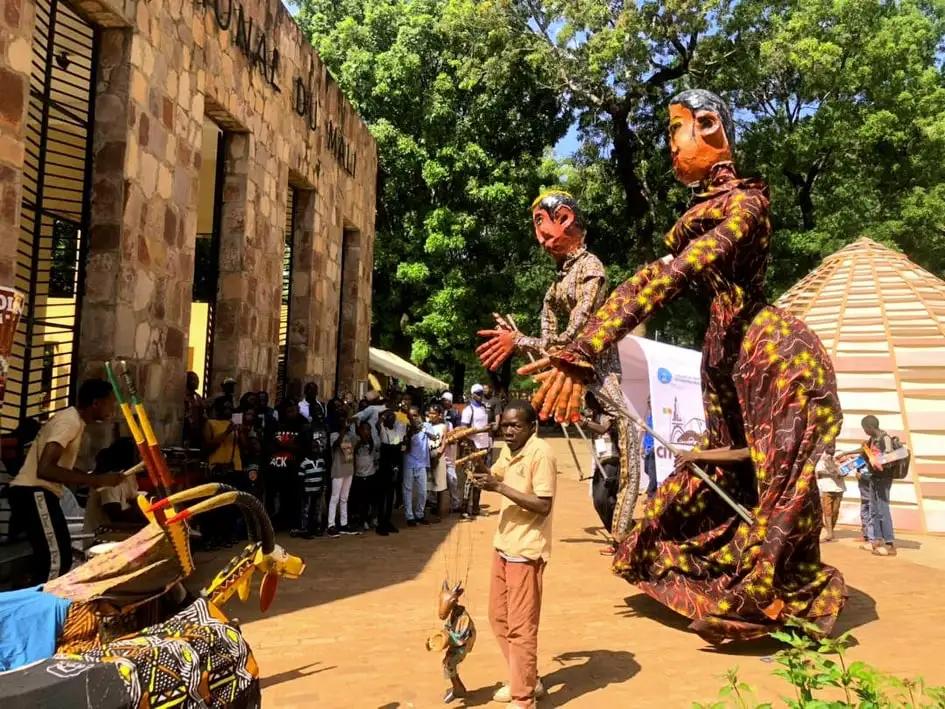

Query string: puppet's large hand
[518,353,595,423]
[476,328,520,371]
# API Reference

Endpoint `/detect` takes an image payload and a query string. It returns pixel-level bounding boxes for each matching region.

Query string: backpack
[881,435,911,480]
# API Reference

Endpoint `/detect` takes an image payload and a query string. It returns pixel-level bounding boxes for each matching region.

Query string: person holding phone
[202,397,243,547]
[815,452,845,542]
[403,405,433,526]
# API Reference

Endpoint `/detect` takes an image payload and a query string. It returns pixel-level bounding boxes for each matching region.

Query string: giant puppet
[476,194,641,540]
[521,89,846,642]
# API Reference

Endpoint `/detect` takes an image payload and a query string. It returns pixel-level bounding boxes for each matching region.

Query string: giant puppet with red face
[519,90,846,643]
[475,191,643,544]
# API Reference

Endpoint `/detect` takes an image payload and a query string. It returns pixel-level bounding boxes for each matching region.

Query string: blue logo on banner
[657,368,672,384]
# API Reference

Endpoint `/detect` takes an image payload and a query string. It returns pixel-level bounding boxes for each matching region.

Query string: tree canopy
[296,0,945,382]
[296,0,570,389]
[510,0,945,344]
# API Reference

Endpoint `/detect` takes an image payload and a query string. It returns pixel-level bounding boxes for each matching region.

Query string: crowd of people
[179,374,509,545]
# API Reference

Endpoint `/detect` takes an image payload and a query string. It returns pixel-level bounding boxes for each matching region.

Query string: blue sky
[554,122,581,158]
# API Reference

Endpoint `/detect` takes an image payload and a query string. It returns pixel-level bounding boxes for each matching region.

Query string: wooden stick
[455,449,489,467]
[443,426,492,446]
[571,421,605,480]
[121,461,147,478]
[630,412,755,525]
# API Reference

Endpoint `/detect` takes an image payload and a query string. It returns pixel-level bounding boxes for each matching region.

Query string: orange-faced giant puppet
[517,89,847,643]
[476,190,589,372]
[476,184,642,543]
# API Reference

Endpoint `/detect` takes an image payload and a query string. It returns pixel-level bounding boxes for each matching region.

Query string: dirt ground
[216,439,945,708]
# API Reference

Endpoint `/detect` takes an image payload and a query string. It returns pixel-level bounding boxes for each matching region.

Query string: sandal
[599,543,617,556]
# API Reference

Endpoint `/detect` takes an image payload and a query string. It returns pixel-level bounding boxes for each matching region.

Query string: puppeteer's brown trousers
[489,551,545,707]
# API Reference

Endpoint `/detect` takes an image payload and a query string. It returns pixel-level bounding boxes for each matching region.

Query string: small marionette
[425,580,476,703]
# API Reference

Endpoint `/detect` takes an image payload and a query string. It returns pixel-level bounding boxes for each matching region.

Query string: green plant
[695,619,945,708]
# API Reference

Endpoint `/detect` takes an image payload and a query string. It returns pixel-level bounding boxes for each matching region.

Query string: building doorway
[3,0,97,431]
[277,187,297,399]
[187,121,225,399]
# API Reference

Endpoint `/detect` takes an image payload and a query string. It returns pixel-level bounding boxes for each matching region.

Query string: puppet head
[668,89,735,186]
[438,580,465,620]
[531,191,585,261]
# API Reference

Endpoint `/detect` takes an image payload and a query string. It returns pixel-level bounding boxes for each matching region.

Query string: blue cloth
[0,585,72,671]
[643,415,654,455]
[858,477,873,541]
[403,466,428,521]
[404,425,431,471]
[869,475,895,543]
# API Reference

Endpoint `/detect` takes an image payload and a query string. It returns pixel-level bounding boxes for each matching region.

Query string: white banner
[617,336,704,483]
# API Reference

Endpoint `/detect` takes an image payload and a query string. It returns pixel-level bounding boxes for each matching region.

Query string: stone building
[0,0,377,439]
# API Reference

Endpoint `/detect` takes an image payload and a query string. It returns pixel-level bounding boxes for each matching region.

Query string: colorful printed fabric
[58,598,260,708]
[516,248,641,537]
[560,163,846,641]
[442,605,476,679]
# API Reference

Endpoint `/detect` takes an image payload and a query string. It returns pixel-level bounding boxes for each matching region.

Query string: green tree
[295,0,570,388]
[716,0,945,291]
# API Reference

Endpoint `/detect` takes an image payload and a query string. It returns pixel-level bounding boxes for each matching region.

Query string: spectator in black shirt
[266,399,310,530]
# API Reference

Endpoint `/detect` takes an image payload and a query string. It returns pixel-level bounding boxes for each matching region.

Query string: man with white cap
[459,384,496,516]
[441,391,460,428]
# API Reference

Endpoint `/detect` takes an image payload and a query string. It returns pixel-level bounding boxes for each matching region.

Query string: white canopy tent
[368,347,449,391]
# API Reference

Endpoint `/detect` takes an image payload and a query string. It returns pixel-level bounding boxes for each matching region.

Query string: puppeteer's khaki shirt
[491,435,557,562]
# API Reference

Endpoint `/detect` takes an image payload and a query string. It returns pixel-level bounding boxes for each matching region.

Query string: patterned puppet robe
[558,162,846,642]
[517,248,642,538]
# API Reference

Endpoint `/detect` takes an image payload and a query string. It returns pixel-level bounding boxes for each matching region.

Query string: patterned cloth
[441,605,476,679]
[556,163,846,642]
[58,598,260,708]
[516,248,641,537]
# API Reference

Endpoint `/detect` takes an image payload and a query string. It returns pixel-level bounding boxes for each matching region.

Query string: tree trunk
[451,359,465,399]
[494,358,512,398]
[610,106,649,226]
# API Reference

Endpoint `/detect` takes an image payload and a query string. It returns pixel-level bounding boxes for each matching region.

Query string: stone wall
[0,0,33,286]
[10,0,377,439]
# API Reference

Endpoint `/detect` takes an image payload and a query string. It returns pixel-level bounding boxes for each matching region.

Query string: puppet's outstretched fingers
[540,371,565,421]
[475,337,502,370]
[530,369,556,412]
[567,380,585,422]
[484,346,510,372]
[475,332,502,358]
[517,357,551,376]
[555,378,574,423]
